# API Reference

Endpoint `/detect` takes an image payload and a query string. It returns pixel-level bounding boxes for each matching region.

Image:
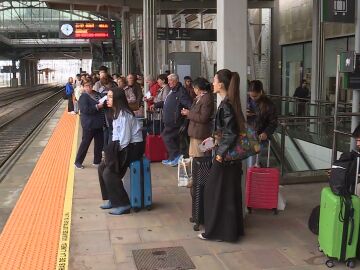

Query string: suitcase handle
[255,140,271,168]
[149,109,163,134]
[348,206,355,246]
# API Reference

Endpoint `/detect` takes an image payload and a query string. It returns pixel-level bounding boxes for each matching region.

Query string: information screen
[59,21,115,39]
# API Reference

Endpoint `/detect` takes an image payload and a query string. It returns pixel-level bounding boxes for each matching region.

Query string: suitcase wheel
[325,259,334,268]
[146,206,152,211]
[273,208,278,215]
[193,224,200,231]
[346,260,355,268]
[247,207,252,214]
[133,207,141,213]
[189,217,194,223]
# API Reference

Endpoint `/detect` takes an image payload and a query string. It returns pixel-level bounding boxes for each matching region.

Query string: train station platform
[0,102,341,270]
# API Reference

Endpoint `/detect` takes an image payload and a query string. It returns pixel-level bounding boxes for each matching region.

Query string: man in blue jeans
[156,74,192,167]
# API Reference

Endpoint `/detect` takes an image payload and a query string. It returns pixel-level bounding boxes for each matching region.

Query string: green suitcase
[318,187,360,268]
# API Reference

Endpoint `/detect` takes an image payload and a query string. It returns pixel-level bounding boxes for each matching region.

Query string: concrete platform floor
[70,148,348,270]
[0,101,357,269]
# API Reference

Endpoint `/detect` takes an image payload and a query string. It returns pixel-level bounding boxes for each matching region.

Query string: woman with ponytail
[198,69,245,242]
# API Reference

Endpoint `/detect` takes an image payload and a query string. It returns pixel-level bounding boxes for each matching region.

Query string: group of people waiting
[65,65,278,242]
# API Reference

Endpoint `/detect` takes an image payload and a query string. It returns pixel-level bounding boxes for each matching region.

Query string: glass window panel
[282,44,303,97]
[324,38,347,101]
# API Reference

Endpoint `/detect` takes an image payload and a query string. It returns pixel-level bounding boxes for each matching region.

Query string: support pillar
[351,1,360,149]
[216,0,247,111]
[10,60,18,88]
[143,0,156,86]
[217,0,248,217]
[20,60,25,86]
[25,60,31,86]
[33,61,38,85]
[158,15,168,73]
[122,11,131,75]
[311,0,324,102]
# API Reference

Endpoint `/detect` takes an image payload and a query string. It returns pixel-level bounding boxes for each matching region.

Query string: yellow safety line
[56,115,79,270]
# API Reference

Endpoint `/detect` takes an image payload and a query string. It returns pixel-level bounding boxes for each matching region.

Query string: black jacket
[293,86,310,102]
[78,91,104,130]
[252,96,278,137]
[214,98,240,158]
[158,83,192,127]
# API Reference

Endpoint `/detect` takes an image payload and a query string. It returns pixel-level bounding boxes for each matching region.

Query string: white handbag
[177,156,192,187]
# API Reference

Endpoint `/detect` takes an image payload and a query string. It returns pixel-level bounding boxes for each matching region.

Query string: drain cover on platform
[132,246,196,270]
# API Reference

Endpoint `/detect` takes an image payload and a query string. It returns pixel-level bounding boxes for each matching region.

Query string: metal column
[311,0,324,103]
[122,11,131,75]
[143,0,156,83]
[217,0,248,216]
[351,1,360,149]
[216,0,247,111]
[25,60,31,86]
[33,61,38,85]
[20,60,25,86]
[10,60,18,88]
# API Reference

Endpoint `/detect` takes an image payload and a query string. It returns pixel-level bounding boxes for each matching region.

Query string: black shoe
[75,163,84,169]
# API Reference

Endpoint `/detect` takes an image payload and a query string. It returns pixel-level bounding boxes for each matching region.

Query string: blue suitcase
[130,157,152,211]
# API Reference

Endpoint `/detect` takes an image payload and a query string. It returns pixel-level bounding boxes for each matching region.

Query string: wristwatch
[215,155,223,163]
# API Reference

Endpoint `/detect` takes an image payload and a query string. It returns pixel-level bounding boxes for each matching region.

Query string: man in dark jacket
[156,73,192,166]
[293,80,310,116]
[74,80,105,169]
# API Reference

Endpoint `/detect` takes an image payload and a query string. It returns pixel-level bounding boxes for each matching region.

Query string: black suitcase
[190,156,212,231]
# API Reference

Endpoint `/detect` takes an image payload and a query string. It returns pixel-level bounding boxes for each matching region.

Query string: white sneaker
[198,233,207,240]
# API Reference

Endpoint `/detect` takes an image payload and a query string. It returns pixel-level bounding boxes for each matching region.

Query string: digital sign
[59,21,117,39]
[157,28,217,41]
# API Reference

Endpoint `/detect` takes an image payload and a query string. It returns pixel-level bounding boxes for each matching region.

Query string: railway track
[0,86,65,181]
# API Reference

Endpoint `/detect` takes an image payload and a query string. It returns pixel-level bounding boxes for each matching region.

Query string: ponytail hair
[227,72,246,132]
[216,69,246,132]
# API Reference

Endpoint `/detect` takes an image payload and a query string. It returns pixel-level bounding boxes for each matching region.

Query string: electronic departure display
[59,21,116,39]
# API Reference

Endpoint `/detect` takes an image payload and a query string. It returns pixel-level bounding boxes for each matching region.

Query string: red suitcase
[246,140,279,214]
[144,110,168,162]
[145,135,168,162]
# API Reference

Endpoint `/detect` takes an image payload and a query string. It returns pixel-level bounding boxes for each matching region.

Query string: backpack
[308,205,320,235]
[329,152,358,196]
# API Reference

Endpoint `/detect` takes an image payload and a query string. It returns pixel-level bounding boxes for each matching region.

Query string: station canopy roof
[42,0,274,16]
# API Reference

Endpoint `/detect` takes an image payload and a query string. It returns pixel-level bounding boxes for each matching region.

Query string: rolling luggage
[246,141,279,214]
[318,157,360,268]
[190,156,212,231]
[145,110,168,162]
[130,157,152,211]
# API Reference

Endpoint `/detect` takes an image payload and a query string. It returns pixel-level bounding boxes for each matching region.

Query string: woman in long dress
[199,69,246,242]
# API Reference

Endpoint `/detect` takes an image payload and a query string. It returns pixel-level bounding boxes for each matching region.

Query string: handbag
[178,156,192,187]
[216,126,261,162]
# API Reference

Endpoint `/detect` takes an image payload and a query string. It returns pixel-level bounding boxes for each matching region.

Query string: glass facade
[282,36,354,103]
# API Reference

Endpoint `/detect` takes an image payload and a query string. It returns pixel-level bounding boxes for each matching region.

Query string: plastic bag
[178,156,192,187]
[277,186,286,211]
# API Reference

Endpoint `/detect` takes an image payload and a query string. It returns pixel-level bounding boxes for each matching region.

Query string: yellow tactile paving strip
[0,111,77,270]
